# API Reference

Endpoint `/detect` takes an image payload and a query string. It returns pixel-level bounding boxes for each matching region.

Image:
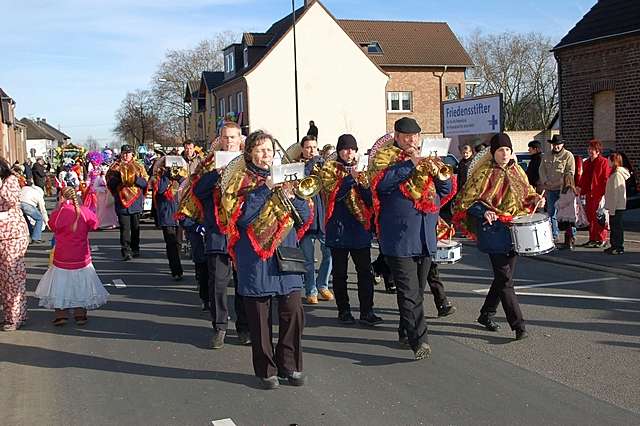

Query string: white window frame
[236,92,244,113]
[225,53,235,73]
[219,97,225,115]
[387,91,412,112]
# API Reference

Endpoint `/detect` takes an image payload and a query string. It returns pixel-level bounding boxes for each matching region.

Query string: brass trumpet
[420,157,453,181]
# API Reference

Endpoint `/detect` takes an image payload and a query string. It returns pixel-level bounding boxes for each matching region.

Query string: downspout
[433,65,448,135]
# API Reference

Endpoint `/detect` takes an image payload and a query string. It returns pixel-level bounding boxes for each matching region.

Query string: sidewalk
[530,209,640,280]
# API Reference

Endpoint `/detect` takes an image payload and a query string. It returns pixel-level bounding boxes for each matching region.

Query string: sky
[1,0,595,145]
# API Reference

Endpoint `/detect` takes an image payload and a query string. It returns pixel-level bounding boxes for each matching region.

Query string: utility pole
[292,0,300,144]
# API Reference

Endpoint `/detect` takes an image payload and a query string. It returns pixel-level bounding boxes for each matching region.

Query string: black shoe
[201,302,210,311]
[259,376,280,390]
[477,314,500,332]
[338,311,356,325]
[123,254,132,261]
[132,251,140,258]
[278,370,306,386]
[414,342,432,360]
[515,330,529,340]
[611,248,624,255]
[237,331,251,345]
[581,240,596,247]
[359,311,383,326]
[398,335,409,348]
[173,274,183,282]
[385,282,397,294]
[437,303,457,317]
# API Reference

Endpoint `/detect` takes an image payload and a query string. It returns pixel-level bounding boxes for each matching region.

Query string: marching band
[133,117,547,389]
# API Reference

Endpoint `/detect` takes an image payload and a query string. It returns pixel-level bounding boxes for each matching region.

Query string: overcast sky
[1,0,594,145]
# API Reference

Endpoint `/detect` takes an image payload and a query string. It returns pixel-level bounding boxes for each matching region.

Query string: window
[367,41,383,54]
[243,47,249,68]
[219,98,225,116]
[225,53,235,73]
[228,95,233,113]
[446,84,461,100]
[236,92,244,113]
[593,90,615,143]
[387,91,412,112]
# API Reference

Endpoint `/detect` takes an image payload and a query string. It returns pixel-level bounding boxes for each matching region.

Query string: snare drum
[510,213,555,256]
[432,240,462,264]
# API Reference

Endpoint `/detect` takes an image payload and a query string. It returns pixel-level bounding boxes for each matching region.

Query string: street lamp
[158,78,188,142]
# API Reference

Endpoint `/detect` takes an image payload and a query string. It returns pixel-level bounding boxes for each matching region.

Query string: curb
[528,254,640,281]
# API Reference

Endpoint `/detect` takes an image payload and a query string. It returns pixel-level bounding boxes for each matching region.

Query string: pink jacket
[49,202,99,270]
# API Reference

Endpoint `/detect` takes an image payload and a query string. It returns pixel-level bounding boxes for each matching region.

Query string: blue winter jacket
[107,169,148,215]
[467,202,513,254]
[193,170,228,254]
[235,185,311,297]
[325,174,373,249]
[155,172,180,227]
[376,159,452,257]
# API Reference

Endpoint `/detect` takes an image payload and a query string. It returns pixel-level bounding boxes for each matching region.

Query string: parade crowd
[0,117,634,390]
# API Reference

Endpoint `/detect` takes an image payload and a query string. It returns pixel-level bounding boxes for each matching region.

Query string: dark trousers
[426,262,449,307]
[244,291,304,378]
[330,247,374,315]
[117,212,140,257]
[195,262,209,303]
[481,253,525,332]
[610,210,625,250]
[162,226,183,276]
[207,253,233,331]
[385,255,431,350]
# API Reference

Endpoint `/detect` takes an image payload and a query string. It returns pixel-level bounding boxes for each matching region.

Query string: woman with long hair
[604,153,630,255]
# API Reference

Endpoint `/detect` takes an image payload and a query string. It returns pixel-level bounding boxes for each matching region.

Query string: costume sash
[107,160,148,208]
[319,161,372,231]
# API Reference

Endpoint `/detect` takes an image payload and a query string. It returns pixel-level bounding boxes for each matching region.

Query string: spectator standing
[307,120,318,139]
[604,153,629,255]
[457,144,474,190]
[525,140,543,190]
[20,180,48,244]
[577,139,611,248]
[32,158,47,190]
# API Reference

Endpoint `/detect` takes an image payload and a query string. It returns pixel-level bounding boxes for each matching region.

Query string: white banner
[442,94,502,137]
[420,138,452,157]
[214,151,240,169]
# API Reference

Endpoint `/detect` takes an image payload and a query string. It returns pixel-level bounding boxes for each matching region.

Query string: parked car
[515,152,532,171]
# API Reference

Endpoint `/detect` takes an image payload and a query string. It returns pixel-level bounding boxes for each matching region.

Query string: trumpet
[170,165,188,180]
[419,157,453,181]
[344,165,370,188]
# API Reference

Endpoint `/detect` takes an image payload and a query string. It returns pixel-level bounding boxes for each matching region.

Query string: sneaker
[237,331,252,345]
[477,314,500,332]
[603,247,614,254]
[594,241,607,248]
[515,330,529,340]
[278,370,306,386]
[122,254,132,261]
[437,303,457,317]
[211,330,226,349]
[338,311,356,325]
[173,274,183,282]
[359,311,383,326]
[414,342,432,360]
[318,288,335,301]
[610,248,624,255]
[132,251,140,258]
[581,240,596,247]
[259,376,280,390]
[305,295,319,305]
[2,323,19,331]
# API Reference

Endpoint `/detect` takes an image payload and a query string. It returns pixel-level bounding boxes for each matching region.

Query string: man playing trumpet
[370,118,455,360]
[107,144,148,261]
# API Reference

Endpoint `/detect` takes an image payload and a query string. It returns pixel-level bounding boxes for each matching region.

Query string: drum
[510,213,555,256]
[432,240,462,264]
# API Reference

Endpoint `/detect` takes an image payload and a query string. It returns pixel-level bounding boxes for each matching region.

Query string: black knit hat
[490,133,512,155]
[394,117,421,134]
[336,134,358,152]
[528,140,542,150]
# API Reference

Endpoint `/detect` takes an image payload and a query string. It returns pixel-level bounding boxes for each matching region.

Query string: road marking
[211,419,237,426]
[512,292,640,302]
[113,279,127,288]
[443,274,535,282]
[472,277,617,294]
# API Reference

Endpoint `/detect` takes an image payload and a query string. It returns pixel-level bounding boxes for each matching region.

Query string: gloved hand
[195,225,206,236]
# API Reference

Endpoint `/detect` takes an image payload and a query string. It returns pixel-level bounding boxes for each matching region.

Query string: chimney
[42,118,46,123]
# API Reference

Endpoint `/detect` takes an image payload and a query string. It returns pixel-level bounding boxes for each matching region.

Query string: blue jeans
[300,233,332,296]
[546,190,561,239]
[21,202,43,241]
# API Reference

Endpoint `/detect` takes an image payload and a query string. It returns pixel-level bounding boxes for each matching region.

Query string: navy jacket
[107,169,148,215]
[155,172,180,227]
[325,175,373,249]
[193,170,228,255]
[376,159,452,257]
[467,202,513,254]
[303,157,325,235]
[235,185,310,297]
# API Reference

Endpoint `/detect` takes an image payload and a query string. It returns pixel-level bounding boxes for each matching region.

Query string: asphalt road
[2,224,639,426]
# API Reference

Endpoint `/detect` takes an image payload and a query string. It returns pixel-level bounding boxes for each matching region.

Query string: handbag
[275,246,307,274]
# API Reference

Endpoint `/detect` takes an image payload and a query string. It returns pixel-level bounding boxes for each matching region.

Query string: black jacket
[32,163,47,188]
[526,153,542,188]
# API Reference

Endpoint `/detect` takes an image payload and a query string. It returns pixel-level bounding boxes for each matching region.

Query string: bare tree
[465,30,558,130]
[113,89,169,148]
[84,135,100,152]
[150,32,239,140]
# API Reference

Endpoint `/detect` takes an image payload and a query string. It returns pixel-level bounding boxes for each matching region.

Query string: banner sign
[214,151,240,169]
[442,94,503,137]
[272,162,305,185]
[420,138,452,157]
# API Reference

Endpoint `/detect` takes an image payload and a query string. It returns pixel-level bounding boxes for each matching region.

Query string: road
[1,223,639,426]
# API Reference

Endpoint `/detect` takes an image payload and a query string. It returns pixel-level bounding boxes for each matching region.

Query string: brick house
[553,0,640,170]
[191,0,471,150]
[338,20,472,136]
[0,88,27,163]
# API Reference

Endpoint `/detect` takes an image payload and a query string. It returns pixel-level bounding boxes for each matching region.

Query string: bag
[275,246,307,274]
[596,197,609,229]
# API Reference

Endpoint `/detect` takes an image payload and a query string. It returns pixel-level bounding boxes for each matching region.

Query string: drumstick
[530,190,546,217]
